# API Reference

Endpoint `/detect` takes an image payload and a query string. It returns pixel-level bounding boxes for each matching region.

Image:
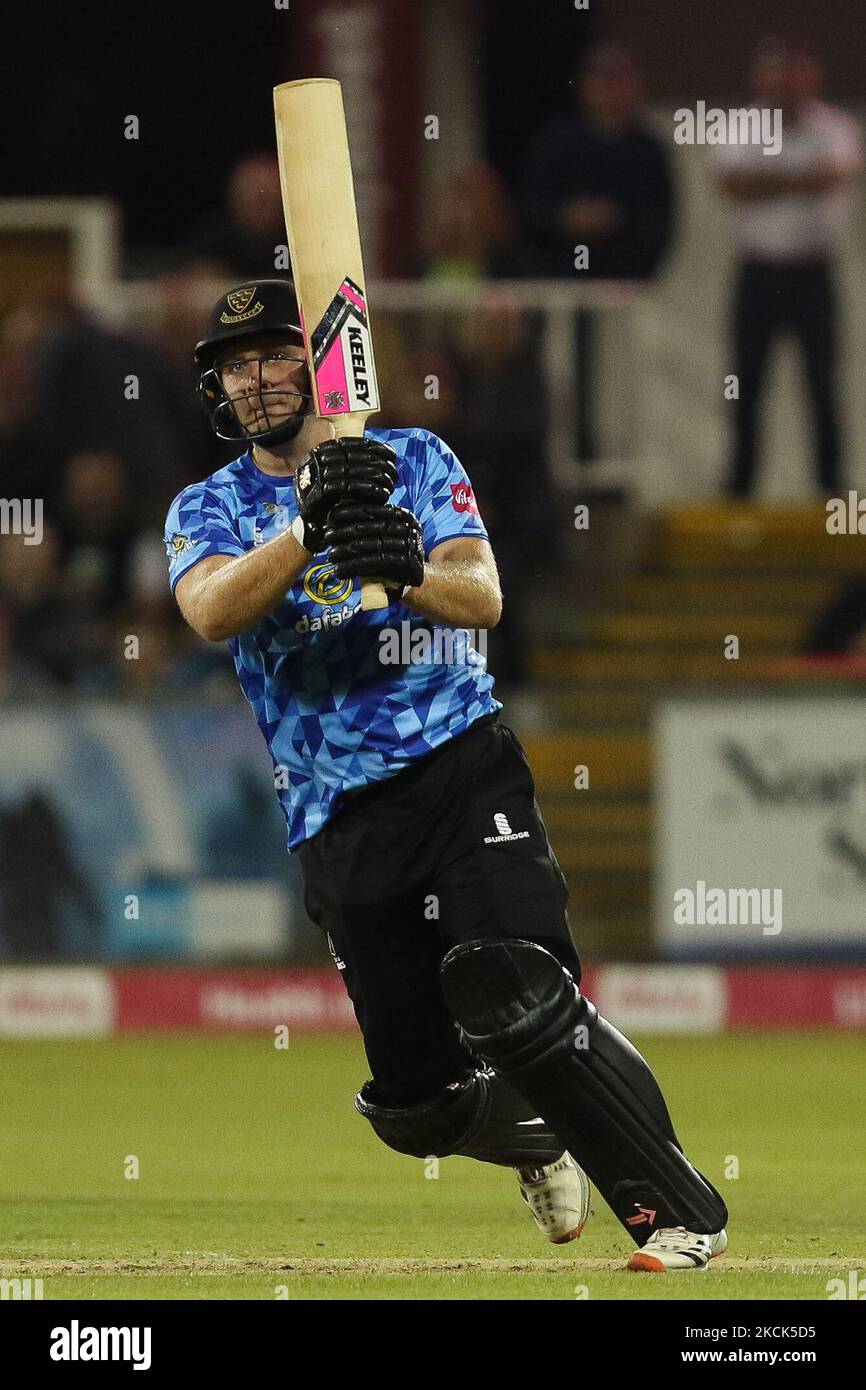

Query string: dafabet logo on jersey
[302,563,354,606]
[295,562,358,635]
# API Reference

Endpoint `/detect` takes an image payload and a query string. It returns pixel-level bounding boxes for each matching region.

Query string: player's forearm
[186,530,312,641]
[402,557,502,630]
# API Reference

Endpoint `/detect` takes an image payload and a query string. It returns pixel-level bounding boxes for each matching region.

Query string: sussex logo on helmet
[226,287,257,314]
[220,286,265,324]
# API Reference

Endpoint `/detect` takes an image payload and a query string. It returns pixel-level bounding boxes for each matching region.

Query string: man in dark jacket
[523,41,674,280]
[522,42,675,459]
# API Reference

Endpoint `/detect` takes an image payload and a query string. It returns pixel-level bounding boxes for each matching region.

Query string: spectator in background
[523,43,674,280]
[147,270,230,480]
[416,161,532,365]
[414,163,553,707]
[56,449,172,681]
[521,42,675,460]
[55,451,137,616]
[1,289,196,511]
[0,288,238,697]
[419,162,525,281]
[53,450,196,692]
[0,790,103,958]
[0,526,78,686]
[714,39,863,497]
[445,292,553,705]
[185,153,286,280]
[0,461,220,694]
[0,583,60,700]
[0,326,52,505]
[375,294,548,707]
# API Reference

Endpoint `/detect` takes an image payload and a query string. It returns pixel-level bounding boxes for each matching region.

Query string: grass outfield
[1,1030,864,1300]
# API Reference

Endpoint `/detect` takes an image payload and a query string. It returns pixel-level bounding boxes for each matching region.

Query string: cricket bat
[273,77,387,611]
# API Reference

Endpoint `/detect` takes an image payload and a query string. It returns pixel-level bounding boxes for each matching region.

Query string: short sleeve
[410,430,489,555]
[163,484,245,592]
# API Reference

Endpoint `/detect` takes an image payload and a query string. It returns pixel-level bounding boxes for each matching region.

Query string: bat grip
[360,580,389,611]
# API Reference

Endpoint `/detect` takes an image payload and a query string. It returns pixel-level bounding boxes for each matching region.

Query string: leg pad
[355,1065,564,1168]
[440,939,728,1242]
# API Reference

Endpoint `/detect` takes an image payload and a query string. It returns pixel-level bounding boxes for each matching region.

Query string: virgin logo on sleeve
[450,484,479,515]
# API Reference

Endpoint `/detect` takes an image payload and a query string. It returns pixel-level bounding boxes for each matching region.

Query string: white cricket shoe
[627,1225,728,1272]
[516,1153,591,1244]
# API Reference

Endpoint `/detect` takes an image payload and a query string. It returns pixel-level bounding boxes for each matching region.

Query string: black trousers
[728,256,841,495]
[297,712,579,1108]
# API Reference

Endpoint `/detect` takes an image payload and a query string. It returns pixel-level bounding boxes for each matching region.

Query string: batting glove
[291,438,397,552]
[325,503,425,597]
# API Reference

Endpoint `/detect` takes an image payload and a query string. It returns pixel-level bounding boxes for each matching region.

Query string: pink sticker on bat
[310,277,379,416]
[315,343,350,414]
[339,281,367,314]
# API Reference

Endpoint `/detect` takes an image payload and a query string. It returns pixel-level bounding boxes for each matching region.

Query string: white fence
[116,274,646,492]
[6,145,866,504]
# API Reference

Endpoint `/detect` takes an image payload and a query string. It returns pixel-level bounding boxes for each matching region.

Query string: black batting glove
[292,438,397,552]
[325,503,425,596]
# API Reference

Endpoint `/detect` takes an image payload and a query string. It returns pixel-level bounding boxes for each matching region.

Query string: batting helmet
[194,278,314,448]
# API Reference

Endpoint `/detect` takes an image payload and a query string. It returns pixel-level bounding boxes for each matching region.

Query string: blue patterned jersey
[164,427,501,849]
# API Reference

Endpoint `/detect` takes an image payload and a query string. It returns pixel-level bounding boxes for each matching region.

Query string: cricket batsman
[165,279,728,1272]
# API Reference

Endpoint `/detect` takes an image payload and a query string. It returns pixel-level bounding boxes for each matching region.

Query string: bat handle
[360,580,389,611]
[328,419,388,610]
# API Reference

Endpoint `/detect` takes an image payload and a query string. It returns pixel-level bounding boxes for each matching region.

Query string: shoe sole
[627,1252,708,1272]
[550,1222,586,1245]
[626,1240,725,1274]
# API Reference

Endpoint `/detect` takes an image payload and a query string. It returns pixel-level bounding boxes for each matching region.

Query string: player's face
[216,339,309,435]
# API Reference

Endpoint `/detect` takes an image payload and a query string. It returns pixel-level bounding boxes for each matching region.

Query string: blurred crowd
[0,37,861,699]
[0,289,232,700]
